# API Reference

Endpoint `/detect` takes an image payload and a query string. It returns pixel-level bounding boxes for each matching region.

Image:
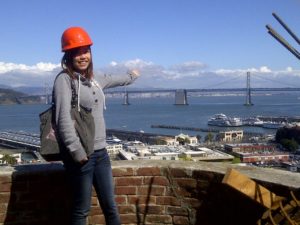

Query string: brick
[115,196,127,204]
[144,176,169,186]
[91,196,99,206]
[138,186,165,196]
[173,187,192,197]
[112,168,134,177]
[197,180,210,190]
[156,196,181,206]
[183,198,202,208]
[128,196,156,205]
[0,175,12,182]
[174,178,197,189]
[88,214,105,224]
[120,214,138,224]
[170,168,191,178]
[145,214,172,224]
[173,216,190,225]
[114,177,143,186]
[115,186,136,195]
[137,204,165,214]
[0,203,7,213]
[118,205,136,214]
[0,182,11,192]
[0,213,6,223]
[166,206,188,216]
[192,170,216,181]
[0,194,10,204]
[137,167,161,176]
[90,206,102,216]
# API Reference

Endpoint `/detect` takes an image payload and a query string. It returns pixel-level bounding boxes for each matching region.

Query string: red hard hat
[61,27,93,52]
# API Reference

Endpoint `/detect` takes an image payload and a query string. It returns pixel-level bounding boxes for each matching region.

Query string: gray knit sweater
[53,72,136,163]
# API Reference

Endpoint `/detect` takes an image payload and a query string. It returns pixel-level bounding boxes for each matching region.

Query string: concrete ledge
[2,160,300,188]
[0,160,300,225]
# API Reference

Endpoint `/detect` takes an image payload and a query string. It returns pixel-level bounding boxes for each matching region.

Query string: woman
[54,26,139,225]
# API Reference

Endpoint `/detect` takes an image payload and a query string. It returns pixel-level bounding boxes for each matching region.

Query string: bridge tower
[244,72,253,106]
[45,83,51,105]
[174,89,188,105]
[123,90,130,105]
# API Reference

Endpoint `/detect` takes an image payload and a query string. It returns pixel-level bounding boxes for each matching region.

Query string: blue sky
[1,0,300,89]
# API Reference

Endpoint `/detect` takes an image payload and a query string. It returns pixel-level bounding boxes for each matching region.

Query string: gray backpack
[39,75,95,161]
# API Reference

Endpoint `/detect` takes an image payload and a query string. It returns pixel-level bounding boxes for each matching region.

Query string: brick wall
[0,160,300,225]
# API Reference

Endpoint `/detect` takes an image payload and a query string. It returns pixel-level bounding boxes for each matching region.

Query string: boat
[262,121,285,129]
[242,117,264,126]
[208,114,242,127]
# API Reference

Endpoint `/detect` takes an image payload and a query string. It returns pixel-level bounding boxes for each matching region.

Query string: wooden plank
[222,168,284,209]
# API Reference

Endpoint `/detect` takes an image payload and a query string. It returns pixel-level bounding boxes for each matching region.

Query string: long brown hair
[61,46,94,79]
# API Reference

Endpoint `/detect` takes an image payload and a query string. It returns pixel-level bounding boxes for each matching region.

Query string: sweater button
[95,99,98,103]
[93,91,96,95]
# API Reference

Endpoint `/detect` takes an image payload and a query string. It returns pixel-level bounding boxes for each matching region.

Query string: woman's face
[72,46,91,73]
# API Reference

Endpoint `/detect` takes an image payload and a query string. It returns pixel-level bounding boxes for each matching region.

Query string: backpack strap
[51,71,78,109]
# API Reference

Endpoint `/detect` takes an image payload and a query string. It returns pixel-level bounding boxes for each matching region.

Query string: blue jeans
[63,149,120,225]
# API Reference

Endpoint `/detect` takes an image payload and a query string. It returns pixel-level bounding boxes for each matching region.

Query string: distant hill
[13,86,46,95]
[0,88,43,104]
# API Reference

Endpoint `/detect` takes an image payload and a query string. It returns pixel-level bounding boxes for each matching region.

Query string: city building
[217,130,243,142]
[224,143,290,164]
[224,143,278,153]
[236,152,290,163]
[180,147,234,162]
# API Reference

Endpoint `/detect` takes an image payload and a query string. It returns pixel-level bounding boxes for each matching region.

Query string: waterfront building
[236,152,290,164]
[106,143,123,159]
[217,130,243,142]
[158,136,178,145]
[224,143,278,153]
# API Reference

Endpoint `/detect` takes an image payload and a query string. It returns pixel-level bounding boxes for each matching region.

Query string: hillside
[0,88,43,104]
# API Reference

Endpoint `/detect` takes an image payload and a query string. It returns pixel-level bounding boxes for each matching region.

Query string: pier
[151,124,265,137]
[106,129,173,144]
[151,124,220,133]
[0,131,40,151]
[0,130,174,151]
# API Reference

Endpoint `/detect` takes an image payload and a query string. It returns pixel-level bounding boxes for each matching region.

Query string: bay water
[1,92,300,137]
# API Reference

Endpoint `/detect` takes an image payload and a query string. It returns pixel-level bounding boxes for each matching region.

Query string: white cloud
[0,62,60,87]
[259,66,272,73]
[1,60,300,89]
[0,62,60,74]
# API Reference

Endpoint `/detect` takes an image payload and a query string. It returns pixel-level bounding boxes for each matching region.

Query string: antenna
[266,12,300,60]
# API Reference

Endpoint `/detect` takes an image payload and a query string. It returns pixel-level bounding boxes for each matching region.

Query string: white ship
[208,114,243,127]
[262,121,286,129]
[242,117,264,126]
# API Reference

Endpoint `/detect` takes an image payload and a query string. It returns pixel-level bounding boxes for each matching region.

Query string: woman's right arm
[53,73,87,163]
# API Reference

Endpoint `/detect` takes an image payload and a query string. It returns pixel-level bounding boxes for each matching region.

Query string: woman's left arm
[97,69,140,89]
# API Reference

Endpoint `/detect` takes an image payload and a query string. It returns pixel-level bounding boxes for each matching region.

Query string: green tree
[196,134,202,143]
[184,137,191,144]
[176,137,185,145]
[232,157,241,164]
[205,132,214,143]
[0,154,17,165]
[280,138,299,152]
